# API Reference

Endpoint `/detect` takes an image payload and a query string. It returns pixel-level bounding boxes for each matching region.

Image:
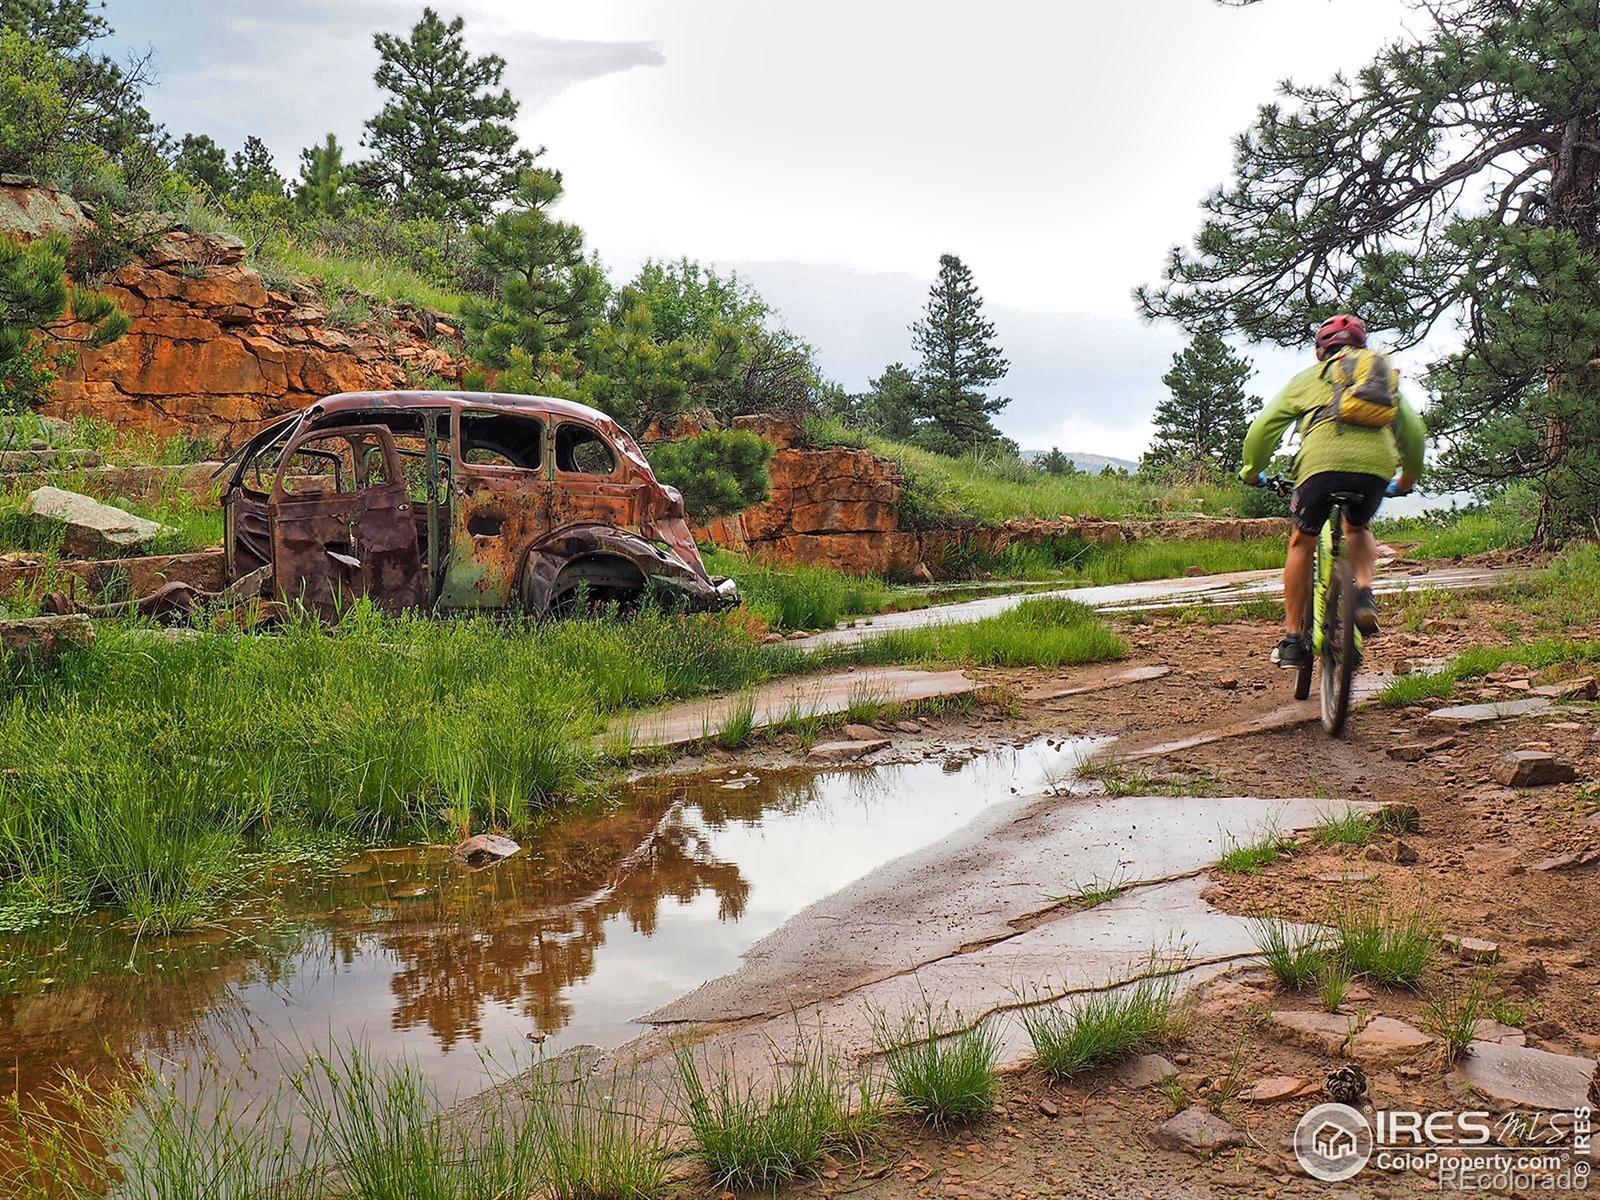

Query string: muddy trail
[3,584,1597,1197]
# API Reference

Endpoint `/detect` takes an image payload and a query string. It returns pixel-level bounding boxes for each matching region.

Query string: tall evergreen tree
[1139,0,1600,543]
[229,135,284,199]
[294,133,347,218]
[172,133,230,197]
[910,254,1010,454]
[362,7,535,223]
[462,168,607,392]
[1038,447,1078,476]
[1143,330,1257,474]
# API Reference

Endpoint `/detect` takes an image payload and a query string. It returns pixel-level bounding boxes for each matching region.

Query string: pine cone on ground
[1325,1064,1368,1106]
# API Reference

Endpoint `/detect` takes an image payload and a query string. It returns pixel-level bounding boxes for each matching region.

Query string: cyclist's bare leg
[1283,527,1316,635]
[1344,518,1377,589]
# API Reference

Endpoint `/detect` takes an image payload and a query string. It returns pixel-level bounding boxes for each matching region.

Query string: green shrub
[647,430,775,525]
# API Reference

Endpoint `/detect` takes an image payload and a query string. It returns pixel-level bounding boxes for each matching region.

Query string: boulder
[0,613,95,665]
[452,833,521,870]
[1151,1106,1244,1157]
[1494,750,1577,787]
[1448,1042,1597,1111]
[21,486,173,558]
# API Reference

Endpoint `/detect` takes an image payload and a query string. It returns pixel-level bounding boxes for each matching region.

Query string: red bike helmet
[1315,314,1368,358]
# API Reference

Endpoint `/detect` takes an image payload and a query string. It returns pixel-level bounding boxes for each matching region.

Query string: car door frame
[267,423,425,616]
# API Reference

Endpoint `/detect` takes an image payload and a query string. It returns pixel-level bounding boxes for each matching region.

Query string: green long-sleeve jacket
[1240,349,1426,486]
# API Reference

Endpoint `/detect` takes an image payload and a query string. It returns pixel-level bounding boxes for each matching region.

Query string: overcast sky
[107,0,1425,459]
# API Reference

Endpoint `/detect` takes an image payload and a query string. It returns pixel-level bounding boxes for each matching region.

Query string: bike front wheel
[1321,559,1359,736]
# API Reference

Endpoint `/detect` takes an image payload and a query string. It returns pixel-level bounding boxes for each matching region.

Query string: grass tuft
[674,1034,880,1191]
[1329,896,1437,988]
[1020,972,1180,1078]
[1248,915,1330,990]
[1314,808,1377,847]
[1421,978,1488,1066]
[870,999,1001,1127]
[1318,962,1352,1012]
[1217,826,1295,876]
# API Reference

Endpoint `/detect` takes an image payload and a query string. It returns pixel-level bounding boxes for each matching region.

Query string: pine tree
[294,133,347,218]
[1143,330,1257,475]
[858,362,921,440]
[1138,0,1600,543]
[910,254,1010,455]
[172,133,230,198]
[1,231,127,412]
[1038,447,1078,476]
[362,7,535,223]
[229,135,284,199]
[462,168,607,392]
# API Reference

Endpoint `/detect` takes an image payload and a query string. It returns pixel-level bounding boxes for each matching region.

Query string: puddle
[0,735,1096,1110]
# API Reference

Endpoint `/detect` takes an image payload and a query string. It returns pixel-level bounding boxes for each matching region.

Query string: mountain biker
[1240,314,1426,669]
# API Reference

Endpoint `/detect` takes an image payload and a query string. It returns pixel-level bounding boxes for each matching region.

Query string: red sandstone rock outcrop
[1,178,465,447]
[45,230,464,445]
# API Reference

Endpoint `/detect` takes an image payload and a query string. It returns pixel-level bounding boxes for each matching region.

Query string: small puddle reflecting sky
[0,736,1094,1107]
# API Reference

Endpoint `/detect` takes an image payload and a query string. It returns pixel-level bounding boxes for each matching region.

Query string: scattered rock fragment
[1469,1019,1526,1046]
[1425,698,1553,725]
[1241,1076,1310,1103]
[1152,1106,1244,1157]
[1530,849,1600,873]
[1112,1054,1178,1088]
[893,720,921,734]
[1447,935,1500,963]
[807,738,890,763]
[840,723,883,741]
[1037,1097,1059,1119]
[1392,840,1420,866]
[1493,750,1577,787]
[21,486,174,558]
[1449,1041,1597,1111]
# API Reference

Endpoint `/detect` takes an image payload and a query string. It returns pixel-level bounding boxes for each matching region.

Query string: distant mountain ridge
[1020,449,1138,474]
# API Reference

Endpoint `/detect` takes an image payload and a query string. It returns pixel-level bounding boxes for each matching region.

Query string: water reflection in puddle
[0,735,1096,1106]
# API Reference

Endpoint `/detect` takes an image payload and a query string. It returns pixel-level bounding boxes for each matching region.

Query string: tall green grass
[0,604,793,929]
[830,597,1127,669]
[704,549,888,631]
[1020,973,1181,1078]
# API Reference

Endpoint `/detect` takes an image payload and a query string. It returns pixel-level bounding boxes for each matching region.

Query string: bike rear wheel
[1321,559,1359,736]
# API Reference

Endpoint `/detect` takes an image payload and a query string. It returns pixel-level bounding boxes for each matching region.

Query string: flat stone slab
[1270,1010,1361,1055]
[646,797,1373,1025]
[1027,664,1172,701]
[1450,1041,1597,1111]
[1348,1016,1433,1064]
[607,667,981,749]
[21,486,173,558]
[1112,1053,1178,1088]
[1152,1105,1244,1156]
[1469,1019,1526,1047]
[1425,698,1553,725]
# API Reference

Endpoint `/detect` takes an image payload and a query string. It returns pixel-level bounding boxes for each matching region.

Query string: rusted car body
[217,391,734,618]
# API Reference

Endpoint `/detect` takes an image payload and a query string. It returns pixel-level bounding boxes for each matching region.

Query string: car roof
[308,390,620,427]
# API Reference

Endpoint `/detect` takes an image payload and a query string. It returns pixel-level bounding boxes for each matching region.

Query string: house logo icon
[1294,1102,1373,1182]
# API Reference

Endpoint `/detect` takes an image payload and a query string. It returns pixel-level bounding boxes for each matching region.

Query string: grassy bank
[0,605,794,930]
[704,550,889,632]
[0,594,1127,929]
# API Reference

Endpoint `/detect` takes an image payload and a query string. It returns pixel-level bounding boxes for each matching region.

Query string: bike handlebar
[1251,475,1409,499]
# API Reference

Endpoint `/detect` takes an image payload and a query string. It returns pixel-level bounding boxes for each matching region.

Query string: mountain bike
[1261,476,1400,736]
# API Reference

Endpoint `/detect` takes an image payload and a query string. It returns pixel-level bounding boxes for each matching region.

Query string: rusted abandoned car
[217,391,735,617]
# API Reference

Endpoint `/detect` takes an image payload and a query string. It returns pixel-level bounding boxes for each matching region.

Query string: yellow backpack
[1316,348,1399,430]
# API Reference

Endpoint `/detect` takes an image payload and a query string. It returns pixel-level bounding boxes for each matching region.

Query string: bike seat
[1326,491,1368,504]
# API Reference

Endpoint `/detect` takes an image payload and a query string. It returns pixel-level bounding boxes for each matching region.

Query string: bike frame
[1309,502,1365,657]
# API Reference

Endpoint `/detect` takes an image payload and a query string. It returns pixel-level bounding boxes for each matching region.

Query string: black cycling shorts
[1290,471,1388,536]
